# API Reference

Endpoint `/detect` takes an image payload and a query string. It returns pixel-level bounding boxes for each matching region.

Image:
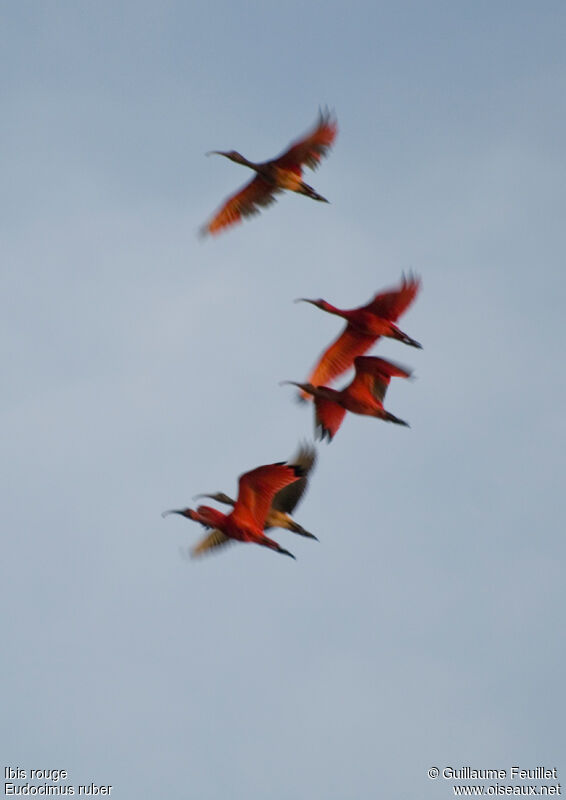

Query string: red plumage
[201,109,337,236]
[298,274,421,399]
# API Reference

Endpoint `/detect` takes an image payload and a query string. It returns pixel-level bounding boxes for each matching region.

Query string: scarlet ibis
[282,356,412,441]
[193,443,317,540]
[296,274,421,400]
[200,108,337,236]
[162,461,305,558]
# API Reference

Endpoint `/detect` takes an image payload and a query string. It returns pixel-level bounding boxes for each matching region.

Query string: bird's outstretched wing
[271,444,316,513]
[201,175,282,236]
[364,274,421,320]
[191,529,232,558]
[302,326,376,399]
[275,109,338,174]
[234,463,303,528]
[351,356,412,402]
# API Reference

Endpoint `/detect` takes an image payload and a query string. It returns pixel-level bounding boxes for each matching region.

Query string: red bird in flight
[296,274,421,400]
[193,443,318,540]
[201,109,337,236]
[162,461,305,559]
[282,356,412,442]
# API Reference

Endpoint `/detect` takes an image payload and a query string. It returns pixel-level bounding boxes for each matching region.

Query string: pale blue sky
[2,2,565,798]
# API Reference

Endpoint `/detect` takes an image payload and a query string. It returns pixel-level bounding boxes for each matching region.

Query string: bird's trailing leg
[256,534,296,559]
[390,324,422,349]
[299,182,329,203]
[275,545,296,559]
[288,520,318,540]
[382,411,410,427]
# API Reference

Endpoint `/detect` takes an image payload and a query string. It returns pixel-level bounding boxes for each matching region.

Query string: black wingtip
[317,426,333,444]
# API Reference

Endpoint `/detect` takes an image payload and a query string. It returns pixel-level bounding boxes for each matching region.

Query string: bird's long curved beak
[294,298,313,304]
[162,509,184,518]
[280,380,312,404]
[192,493,217,501]
[205,150,224,157]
